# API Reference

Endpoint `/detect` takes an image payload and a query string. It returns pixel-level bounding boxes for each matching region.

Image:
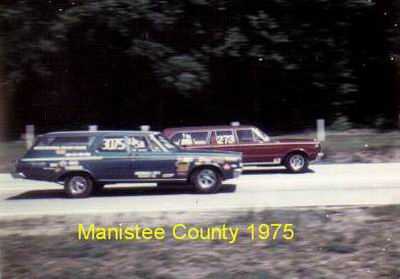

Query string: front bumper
[11,171,26,179]
[315,152,324,161]
[233,168,242,178]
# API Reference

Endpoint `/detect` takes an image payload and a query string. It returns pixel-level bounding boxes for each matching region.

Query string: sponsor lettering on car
[13,131,242,198]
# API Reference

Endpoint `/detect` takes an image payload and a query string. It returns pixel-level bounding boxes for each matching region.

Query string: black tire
[191,168,221,194]
[284,153,309,173]
[64,174,94,198]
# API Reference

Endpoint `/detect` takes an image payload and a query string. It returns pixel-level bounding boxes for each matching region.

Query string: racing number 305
[246,224,295,241]
[102,138,126,150]
[101,137,147,151]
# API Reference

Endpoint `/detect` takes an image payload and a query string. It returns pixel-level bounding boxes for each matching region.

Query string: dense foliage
[0,0,397,135]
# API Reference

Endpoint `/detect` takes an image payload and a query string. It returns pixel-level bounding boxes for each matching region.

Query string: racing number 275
[246,224,295,241]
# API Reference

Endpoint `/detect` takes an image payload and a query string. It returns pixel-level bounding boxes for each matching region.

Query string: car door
[129,135,180,181]
[90,135,133,181]
[235,128,282,163]
[207,129,239,153]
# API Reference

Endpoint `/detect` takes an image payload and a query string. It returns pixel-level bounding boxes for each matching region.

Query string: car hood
[177,149,242,159]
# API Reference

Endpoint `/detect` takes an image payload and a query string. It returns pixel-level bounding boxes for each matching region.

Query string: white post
[25,124,35,149]
[317,119,326,142]
[140,125,150,131]
[88,125,98,131]
[398,113,400,129]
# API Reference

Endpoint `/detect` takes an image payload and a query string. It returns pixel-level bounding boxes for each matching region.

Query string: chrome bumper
[11,171,26,179]
[233,168,242,178]
[315,152,324,161]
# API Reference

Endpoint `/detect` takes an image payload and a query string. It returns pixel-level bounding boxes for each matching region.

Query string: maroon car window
[215,130,236,145]
[237,129,254,143]
[171,133,192,145]
[172,132,209,145]
[171,133,183,145]
[189,132,209,145]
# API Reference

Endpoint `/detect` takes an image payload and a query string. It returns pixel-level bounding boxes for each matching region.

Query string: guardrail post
[25,124,35,149]
[317,119,326,141]
[140,125,150,131]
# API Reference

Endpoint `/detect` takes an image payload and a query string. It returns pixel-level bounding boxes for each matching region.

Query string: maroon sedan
[163,125,323,173]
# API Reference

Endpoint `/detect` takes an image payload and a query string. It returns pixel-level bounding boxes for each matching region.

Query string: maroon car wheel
[284,153,309,173]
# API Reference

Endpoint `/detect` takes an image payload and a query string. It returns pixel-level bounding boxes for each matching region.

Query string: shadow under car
[7,184,237,200]
[242,167,315,175]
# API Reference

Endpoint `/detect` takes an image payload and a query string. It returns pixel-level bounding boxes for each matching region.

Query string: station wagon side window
[34,136,94,150]
[155,134,179,152]
[172,132,209,146]
[51,137,94,146]
[146,136,163,152]
[98,136,129,153]
[236,129,255,143]
[215,130,236,145]
[127,136,151,152]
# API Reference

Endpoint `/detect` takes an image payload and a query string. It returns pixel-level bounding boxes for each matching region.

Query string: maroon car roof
[163,125,255,132]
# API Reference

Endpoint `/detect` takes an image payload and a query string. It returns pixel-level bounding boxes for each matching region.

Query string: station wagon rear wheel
[192,168,221,194]
[64,174,94,198]
[284,153,309,173]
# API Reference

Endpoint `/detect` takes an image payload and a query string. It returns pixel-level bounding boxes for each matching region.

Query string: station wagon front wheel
[192,168,221,194]
[64,174,94,198]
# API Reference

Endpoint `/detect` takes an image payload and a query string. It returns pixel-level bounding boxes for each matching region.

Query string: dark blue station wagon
[13,131,242,198]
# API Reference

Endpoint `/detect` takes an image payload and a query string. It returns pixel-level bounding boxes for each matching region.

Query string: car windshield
[253,128,270,142]
[155,134,180,152]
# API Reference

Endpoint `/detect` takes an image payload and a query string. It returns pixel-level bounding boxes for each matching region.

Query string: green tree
[0,0,385,132]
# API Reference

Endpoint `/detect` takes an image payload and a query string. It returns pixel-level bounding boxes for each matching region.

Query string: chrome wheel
[289,154,305,171]
[197,169,217,189]
[69,176,88,195]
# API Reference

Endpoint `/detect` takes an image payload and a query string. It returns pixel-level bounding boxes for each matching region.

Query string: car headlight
[223,163,232,170]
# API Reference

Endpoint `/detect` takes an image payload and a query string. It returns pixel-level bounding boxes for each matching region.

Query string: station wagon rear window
[34,136,94,150]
